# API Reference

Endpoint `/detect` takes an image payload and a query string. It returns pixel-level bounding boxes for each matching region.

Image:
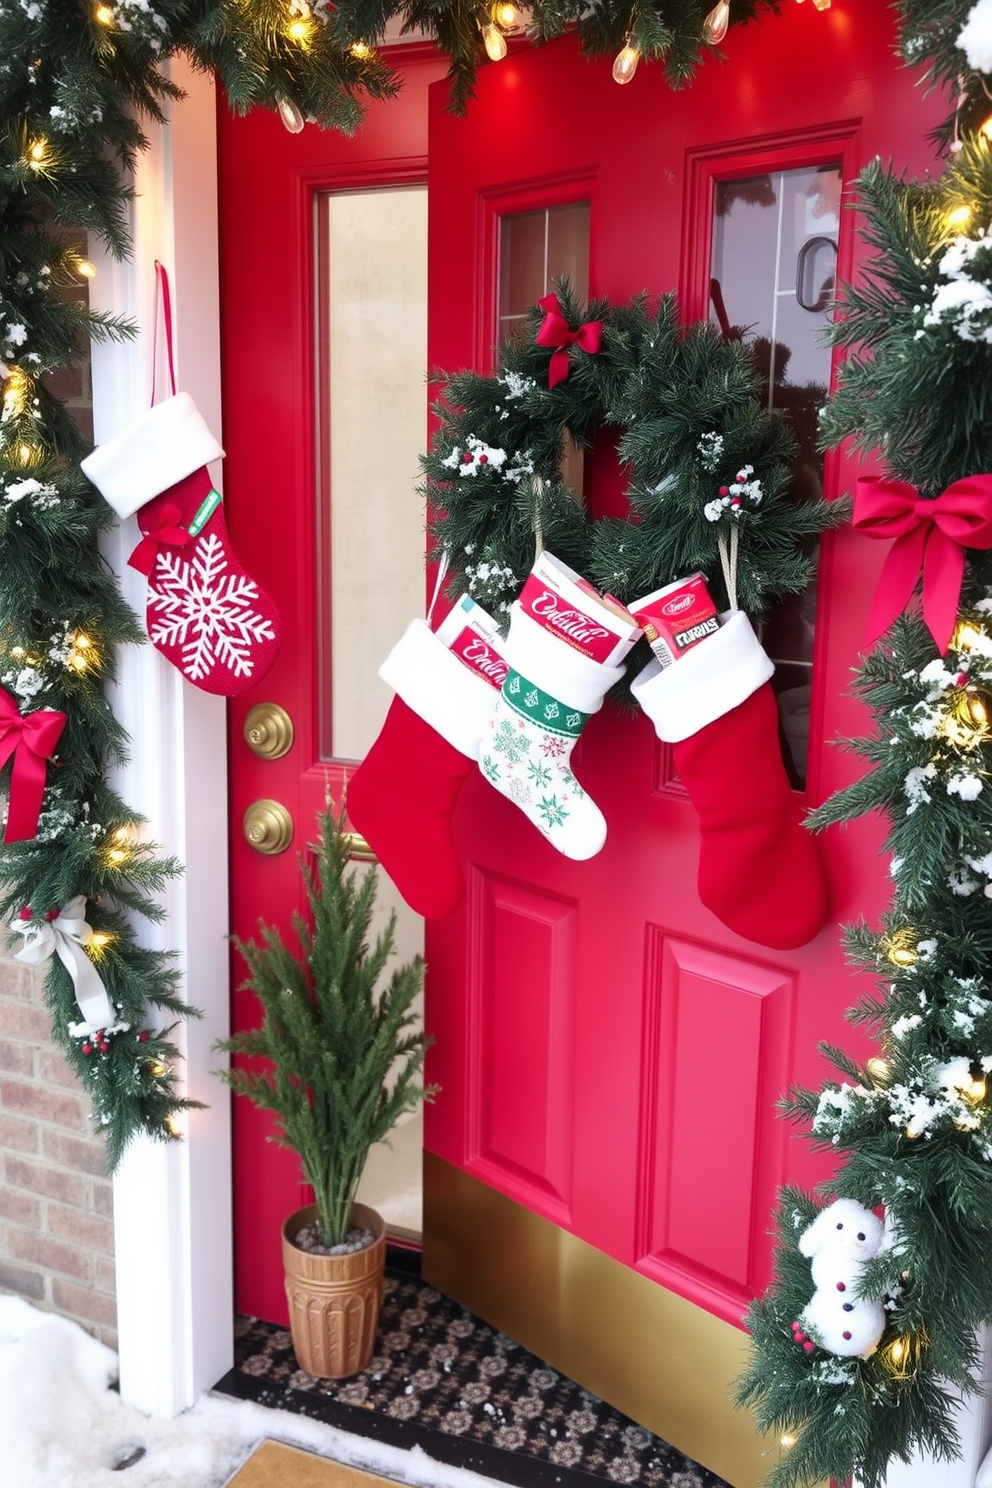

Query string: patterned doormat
[214,1256,731,1488]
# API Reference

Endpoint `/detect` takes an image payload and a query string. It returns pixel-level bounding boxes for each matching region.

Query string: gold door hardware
[243,799,294,855]
[243,702,294,760]
[343,832,376,863]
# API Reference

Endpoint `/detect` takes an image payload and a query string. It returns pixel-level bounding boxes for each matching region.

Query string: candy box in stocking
[81,392,282,696]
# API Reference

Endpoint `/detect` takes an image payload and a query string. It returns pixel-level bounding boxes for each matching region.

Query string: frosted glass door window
[316,187,428,764]
[710,165,841,787]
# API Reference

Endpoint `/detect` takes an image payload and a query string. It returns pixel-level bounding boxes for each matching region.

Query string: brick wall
[0,227,114,1346]
[0,946,117,1347]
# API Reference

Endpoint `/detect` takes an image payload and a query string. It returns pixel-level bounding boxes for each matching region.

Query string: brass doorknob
[244,703,294,760]
[243,799,294,855]
[343,832,376,863]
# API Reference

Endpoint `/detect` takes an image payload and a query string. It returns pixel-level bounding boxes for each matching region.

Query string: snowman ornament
[795,1198,887,1358]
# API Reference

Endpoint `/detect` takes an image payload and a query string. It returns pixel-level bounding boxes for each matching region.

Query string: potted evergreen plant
[216,801,434,1379]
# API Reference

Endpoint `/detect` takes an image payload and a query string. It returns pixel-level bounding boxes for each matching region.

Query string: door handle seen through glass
[243,799,294,855]
[796,234,837,313]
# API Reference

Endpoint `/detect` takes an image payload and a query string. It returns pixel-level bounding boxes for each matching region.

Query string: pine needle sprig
[217,803,435,1247]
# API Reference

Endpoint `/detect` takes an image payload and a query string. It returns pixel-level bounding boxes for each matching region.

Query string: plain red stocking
[632,611,828,949]
[347,620,500,919]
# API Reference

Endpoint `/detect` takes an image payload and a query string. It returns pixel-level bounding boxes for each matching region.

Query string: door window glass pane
[498,203,591,343]
[710,164,841,788]
[498,203,590,491]
[316,186,428,763]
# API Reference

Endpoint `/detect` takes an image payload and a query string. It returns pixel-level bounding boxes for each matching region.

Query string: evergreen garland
[736,22,992,1488]
[0,0,781,129]
[896,0,992,149]
[423,284,843,630]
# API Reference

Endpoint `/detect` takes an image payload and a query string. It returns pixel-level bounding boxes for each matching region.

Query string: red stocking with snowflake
[81,393,282,695]
[631,610,828,949]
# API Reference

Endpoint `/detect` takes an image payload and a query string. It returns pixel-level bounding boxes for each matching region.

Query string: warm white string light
[612,40,640,84]
[482,21,508,60]
[702,1,730,44]
[277,96,305,133]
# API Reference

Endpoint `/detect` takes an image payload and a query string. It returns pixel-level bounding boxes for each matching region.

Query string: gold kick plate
[243,799,294,855]
[243,702,294,760]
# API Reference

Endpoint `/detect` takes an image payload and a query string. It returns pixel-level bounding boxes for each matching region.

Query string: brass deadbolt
[243,702,294,760]
[243,799,294,855]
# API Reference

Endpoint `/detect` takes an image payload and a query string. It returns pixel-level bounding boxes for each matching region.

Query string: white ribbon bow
[12,896,114,1035]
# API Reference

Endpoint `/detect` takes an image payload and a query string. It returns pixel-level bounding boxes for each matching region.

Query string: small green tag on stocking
[188,487,222,536]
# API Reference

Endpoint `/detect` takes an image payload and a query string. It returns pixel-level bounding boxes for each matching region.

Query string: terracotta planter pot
[282,1201,386,1379]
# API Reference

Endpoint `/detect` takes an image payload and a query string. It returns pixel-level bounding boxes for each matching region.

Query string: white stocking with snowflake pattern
[478,603,624,859]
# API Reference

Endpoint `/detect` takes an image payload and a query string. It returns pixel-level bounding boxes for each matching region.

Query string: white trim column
[88,56,233,1415]
[858,1331,992,1488]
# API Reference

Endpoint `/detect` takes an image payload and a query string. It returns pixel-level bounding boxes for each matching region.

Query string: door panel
[217,48,446,1325]
[421,5,942,1464]
[471,873,577,1219]
[639,933,796,1314]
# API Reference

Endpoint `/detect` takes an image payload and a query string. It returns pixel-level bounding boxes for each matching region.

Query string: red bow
[535,294,604,389]
[853,475,992,654]
[0,689,67,843]
[128,502,191,577]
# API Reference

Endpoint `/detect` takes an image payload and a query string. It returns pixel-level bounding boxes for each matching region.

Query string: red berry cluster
[81,1030,112,1056]
[791,1320,816,1353]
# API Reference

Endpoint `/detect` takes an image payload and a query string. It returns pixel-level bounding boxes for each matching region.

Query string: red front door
[217,5,939,1469]
[417,3,940,1463]
[423,0,937,1318]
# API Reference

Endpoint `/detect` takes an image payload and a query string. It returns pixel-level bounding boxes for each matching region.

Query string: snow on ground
[0,1296,507,1488]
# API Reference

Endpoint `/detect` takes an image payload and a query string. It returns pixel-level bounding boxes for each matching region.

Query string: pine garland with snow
[736,60,992,1488]
[423,285,841,628]
[897,0,992,148]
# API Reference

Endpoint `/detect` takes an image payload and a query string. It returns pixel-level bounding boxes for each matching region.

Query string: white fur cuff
[504,604,625,713]
[630,610,775,742]
[380,620,498,759]
[81,392,224,519]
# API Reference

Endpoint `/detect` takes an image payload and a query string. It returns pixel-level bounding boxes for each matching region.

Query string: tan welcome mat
[227,1440,402,1488]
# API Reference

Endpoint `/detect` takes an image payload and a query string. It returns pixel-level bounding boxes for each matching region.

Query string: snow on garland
[422,285,843,630]
[736,131,992,1488]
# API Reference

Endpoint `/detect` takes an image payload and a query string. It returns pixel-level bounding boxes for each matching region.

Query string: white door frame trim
[89,57,233,1415]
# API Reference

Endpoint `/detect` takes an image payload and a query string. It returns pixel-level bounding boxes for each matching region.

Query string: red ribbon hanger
[128,500,193,575]
[535,293,604,389]
[127,263,190,575]
[853,474,992,654]
[150,259,177,406]
[0,689,67,843]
